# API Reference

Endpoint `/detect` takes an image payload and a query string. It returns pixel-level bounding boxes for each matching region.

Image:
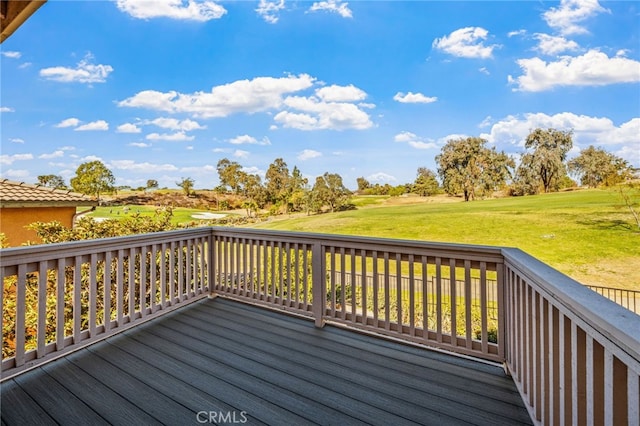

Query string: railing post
[208,229,218,299]
[312,242,325,328]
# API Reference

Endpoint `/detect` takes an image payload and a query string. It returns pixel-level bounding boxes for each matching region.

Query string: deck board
[1,297,532,425]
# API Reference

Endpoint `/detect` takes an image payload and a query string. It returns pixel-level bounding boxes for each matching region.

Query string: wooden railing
[1,228,211,379]
[1,227,639,425]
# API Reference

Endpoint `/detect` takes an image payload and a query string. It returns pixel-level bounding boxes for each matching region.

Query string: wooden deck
[1,298,532,425]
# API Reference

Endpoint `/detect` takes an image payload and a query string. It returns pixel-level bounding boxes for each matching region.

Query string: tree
[37,174,67,190]
[568,146,631,188]
[436,137,513,201]
[412,168,440,196]
[216,158,244,194]
[146,179,159,191]
[70,161,115,201]
[356,177,371,193]
[311,172,351,213]
[176,177,195,196]
[521,128,573,193]
[265,158,291,213]
[288,166,308,212]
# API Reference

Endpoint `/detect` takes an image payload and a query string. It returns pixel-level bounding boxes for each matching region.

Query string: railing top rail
[211,227,505,261]
[0,227,211,266]
[502,247,640,362]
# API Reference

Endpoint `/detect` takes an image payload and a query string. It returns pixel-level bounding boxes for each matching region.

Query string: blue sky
[1,0,639,190]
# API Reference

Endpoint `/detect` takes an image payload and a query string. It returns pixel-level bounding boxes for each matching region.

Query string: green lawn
[250,189,640,290]
[83,205,230,225]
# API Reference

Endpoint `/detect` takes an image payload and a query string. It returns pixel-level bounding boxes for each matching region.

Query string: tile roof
[0,179,97,207]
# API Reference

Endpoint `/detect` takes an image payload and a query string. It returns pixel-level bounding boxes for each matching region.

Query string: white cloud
[60,146,75,151]
[18,62,32,69]
[478,67,490,75]
[39,150,65,159]
[146,131,195,141]
[275,95,373,130]
[479,116,493,128]
[256,0,285,24]
[82,155,103,162]
[3,169,30,179]
[543,0,609,35]
[316,84,366,102]
[110,160,178,172]
[228,135,271,145]
[75,120,109,131]
[367,172,396,183]
[393,92,437,104]
[119,74,316,118]
[117,123,142,133]
[534,34,580,55]
[146,117,206,131]
[0,107,15,113]
[129,142,152,148]
[508,29,526,37]
[1,51,21,59]
[9,138,25,144]
[358,102,375,109]
[432,27,499,59]
[40,54,113,84]
[509,50,640,92]
[308,0,352,18]
[0,153,34,165]
[55,118,81,128]
[480,113,640,162]
[115,0,226,21]
[297,149,322,160]
[393,131,437,149]
[233,150,250,159]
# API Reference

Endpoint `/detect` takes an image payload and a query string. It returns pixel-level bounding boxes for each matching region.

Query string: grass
[82,205,232,225]
[251,189,640,290]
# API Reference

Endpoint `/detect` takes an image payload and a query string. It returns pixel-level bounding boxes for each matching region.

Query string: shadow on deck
[1,298,532,425]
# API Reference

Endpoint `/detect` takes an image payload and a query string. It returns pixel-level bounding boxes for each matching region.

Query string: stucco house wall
[0,206,77,246]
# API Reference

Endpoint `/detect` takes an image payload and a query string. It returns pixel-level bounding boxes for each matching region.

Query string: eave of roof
[0,179,98,208]
[1,0,47,44]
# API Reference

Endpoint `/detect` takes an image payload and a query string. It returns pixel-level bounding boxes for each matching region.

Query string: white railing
[0,228,211,380]
[1,227,639,425]
[587,285,640,315]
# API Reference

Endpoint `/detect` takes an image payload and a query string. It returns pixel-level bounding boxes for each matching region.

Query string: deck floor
[1,298,532,425]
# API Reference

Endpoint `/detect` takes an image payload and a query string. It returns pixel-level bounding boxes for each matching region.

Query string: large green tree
[436,137,513,201]
[37,174,67,190]
[70,161,115,201]
[412,167,440,196]
[216,158,244,194]
[176,177,194,196]
[568,146,631,188]
[311,172,351,213]
[265,158,291,213]
[520,128,573,193]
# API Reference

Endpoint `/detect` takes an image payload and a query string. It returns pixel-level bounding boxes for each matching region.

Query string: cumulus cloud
[509,50,640,91]
[9,138,25,144]
[508,29,526,37]
[480,113,640,164]
[233,150,250,159]
[297,149,322,160]
[308,0,352,18]
[75,120,109,131]
[228,135,271,145]
[117,123,142,133]
[40,53,113,84]
[432,27,499,59]
[129,142,152,148]
[534,34,580,55]
[543,0,609,35]
[55,118,81,128]
[119,74,316,118]
[0,153,34,165]
[110,160,178,172]
[3,169,30,179]
[1,107,15,112]
[146,132,195,141]
[115,0,226,21]
[275,95,373,130]
[394,131,437,149]
[18,62,31,69]
[256,0,285,24]
[393,92,437,104]
[367,172,396,183]
[146,117,206,131]
[1,51,21,59]
[316,84,366,102]
[39,150,65,159]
